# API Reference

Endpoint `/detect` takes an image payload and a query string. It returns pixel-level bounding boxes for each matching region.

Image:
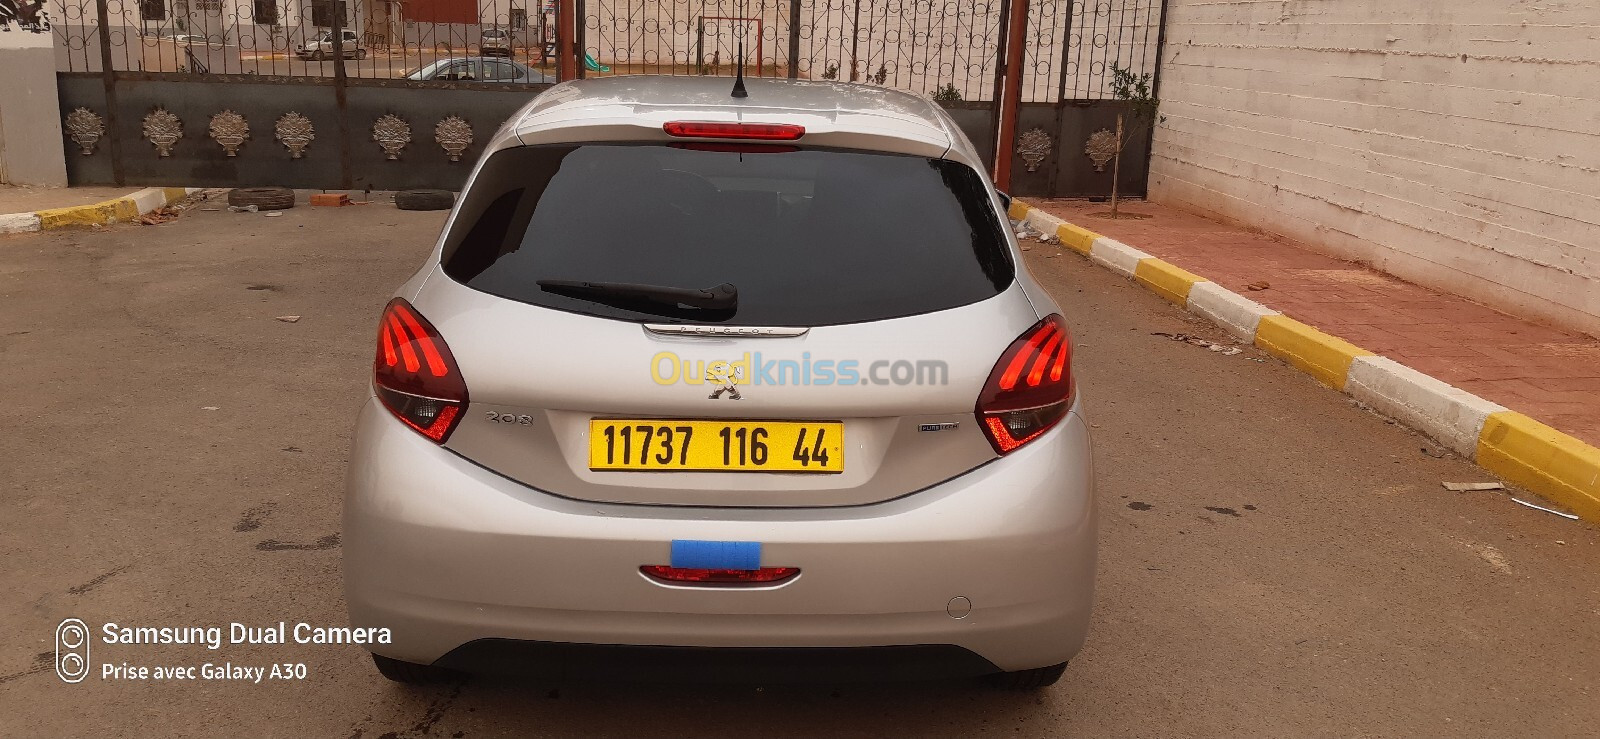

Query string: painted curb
[1008,200,1032,222]
[1478,412,1600,523]
[1347,356,1505,459]
[0,212,42,235]
[2,187,198,234]
[1133,258,1204,307]
[1055,222,1099,255]
[1088,237,1150,278]
[1186,281,1278,342]
[1020,204,1099,255]
[1014,199,1600,524]
[1254,314,1374,391]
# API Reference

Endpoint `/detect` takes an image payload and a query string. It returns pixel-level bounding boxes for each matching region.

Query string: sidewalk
[1030,199,1600,449]
[0,185,135,215]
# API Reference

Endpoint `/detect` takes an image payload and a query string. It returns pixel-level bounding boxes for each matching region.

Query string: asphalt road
[2,195,1597,737]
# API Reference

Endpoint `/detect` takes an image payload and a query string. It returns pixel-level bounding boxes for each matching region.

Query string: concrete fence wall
[1,22,68,185]
[1148,0,1600,338]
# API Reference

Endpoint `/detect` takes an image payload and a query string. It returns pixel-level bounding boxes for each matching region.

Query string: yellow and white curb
[1012,199,1600,524]
[0,187,201,235]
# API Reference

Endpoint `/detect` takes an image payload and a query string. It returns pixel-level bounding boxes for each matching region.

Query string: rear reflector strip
[641,566,800,585]
[670,540,761,570]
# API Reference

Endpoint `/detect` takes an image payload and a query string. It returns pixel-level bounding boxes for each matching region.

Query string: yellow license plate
[588,419,844,473]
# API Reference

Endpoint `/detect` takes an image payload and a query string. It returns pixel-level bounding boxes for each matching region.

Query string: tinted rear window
[439,144,1012,326]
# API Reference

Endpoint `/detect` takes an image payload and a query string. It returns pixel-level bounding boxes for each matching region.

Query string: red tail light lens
[662,121,805,140]
[373,298,468,443]
[976,314,1075,454]
[640,566,800,585]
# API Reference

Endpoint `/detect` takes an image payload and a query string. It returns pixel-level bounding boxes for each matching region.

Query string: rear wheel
[371,653,464,684]
[987,662,1068,690]
[356,48,368,59]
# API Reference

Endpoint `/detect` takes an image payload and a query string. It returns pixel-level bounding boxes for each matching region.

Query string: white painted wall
[48,0,338,52]
[0,21,69,185]
[1148,0,1600,337]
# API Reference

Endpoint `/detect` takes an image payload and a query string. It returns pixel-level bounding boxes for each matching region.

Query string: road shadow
[354,673,1062,738]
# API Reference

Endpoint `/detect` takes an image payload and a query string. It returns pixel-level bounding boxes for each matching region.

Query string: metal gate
[52,0,1163,196]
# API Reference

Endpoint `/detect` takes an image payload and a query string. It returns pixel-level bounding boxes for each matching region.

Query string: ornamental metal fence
[48,0,1161,101]
[44,0,1166,196]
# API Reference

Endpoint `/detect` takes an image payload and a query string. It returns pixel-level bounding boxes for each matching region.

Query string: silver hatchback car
[344,75,1097,688]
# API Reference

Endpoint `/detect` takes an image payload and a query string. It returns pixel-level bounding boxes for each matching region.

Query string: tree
[1106,64,1159,218]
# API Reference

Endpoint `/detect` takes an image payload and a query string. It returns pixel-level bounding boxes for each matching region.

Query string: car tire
[227,187,295,210]
[394,189,455,211]
[371,654,463,684]
[356,49,367,59]
[986,662,1068,690]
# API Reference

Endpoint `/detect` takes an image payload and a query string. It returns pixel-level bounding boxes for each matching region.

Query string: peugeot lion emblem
[708,364,743,400]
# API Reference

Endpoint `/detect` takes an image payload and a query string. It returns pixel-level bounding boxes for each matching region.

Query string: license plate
[588,419,844,473]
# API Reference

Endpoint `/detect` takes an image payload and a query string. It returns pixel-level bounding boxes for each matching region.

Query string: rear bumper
[343,398,1097,674]
[434,640,1001,682]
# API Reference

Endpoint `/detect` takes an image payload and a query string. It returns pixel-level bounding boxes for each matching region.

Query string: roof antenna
[731,37,748,98]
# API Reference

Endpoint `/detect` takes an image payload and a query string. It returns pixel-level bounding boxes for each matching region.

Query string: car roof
[420,56,525,68]
[510,76,960,159]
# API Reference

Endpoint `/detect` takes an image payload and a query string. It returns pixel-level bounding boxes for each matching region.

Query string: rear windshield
[439,144,1012,326]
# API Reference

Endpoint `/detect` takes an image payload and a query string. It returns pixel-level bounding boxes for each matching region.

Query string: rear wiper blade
[536,280,738,310]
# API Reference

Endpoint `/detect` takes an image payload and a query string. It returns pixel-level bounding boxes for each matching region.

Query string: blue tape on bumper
[670,540,762,570]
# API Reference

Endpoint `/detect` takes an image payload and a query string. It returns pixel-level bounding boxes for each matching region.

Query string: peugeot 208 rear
[344,76,1097,688]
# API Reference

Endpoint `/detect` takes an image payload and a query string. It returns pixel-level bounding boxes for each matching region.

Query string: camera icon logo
[56,618,91,684]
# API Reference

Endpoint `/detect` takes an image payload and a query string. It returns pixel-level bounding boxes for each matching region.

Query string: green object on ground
[584,53,611,72]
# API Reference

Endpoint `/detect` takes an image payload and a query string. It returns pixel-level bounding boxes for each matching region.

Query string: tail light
[976,314,1075,454]
[373,298,468,443]
[663,121,805,140]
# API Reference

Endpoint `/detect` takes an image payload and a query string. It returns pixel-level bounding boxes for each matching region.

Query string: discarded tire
[394,189,455,211]
[227,187,295,210]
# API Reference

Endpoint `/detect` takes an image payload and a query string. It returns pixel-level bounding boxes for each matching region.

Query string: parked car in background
[480,27,512,57]
[142,29,208,44]
[296,29,366,60]
[402,57,552,83]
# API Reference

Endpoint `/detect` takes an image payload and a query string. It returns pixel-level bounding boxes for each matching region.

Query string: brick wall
[1148,0,1600,337]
